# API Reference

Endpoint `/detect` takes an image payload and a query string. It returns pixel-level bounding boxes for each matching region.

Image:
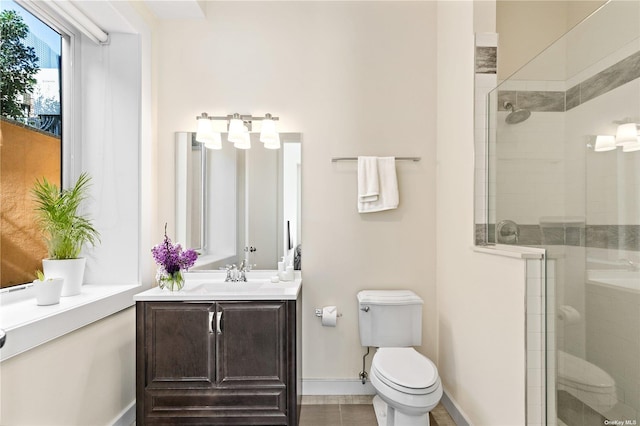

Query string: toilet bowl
[557,350,617,415]
[370,347,443,426]
[357,290,442,426]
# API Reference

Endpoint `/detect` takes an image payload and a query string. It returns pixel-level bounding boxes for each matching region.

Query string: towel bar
[331,156,421,162]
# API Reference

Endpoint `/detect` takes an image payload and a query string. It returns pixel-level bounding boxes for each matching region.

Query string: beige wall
[0,307,135,425]
[155,1,438,379]
[497,1,605,79]
[436,2,529,424]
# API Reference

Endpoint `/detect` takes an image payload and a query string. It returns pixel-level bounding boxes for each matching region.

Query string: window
[0,0,144,363]
[1,0,62,288]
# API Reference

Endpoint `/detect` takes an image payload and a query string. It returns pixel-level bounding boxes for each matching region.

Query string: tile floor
[299,396,457,426]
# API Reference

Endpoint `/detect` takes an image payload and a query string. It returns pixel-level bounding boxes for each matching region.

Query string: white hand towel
[358,157,399,213]
[358,156,379,203]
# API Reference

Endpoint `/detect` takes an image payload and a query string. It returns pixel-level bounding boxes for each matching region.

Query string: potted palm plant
[32,172,100,296]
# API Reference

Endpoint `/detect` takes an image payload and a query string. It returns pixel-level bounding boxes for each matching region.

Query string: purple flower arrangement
[151,225,198,291]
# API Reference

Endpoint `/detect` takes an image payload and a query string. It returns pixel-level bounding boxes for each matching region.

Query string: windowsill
[0,283,144,362]
[473,244,545,259]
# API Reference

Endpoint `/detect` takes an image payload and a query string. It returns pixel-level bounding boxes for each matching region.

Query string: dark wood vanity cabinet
[136,298,301,425]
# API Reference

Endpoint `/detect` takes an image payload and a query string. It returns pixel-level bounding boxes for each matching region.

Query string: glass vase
[158,270,184,291]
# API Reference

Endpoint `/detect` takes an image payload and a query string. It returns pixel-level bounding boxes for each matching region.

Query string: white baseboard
[110,400,136,426]
[441,390,471,426]
[302,378,376,395]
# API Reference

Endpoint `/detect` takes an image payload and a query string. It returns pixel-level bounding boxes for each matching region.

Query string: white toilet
[557,350,617,416]
[358,290,443,426]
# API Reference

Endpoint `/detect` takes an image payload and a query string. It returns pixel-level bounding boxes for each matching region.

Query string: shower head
[504,101,531,124]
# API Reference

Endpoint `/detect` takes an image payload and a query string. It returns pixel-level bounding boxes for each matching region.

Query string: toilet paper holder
[314,307,343,318]
[315,306,340,327]
[316,308,342,318]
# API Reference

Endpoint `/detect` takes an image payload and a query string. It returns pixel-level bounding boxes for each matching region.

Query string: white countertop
[133,270,302,301]
[586,269,639,293]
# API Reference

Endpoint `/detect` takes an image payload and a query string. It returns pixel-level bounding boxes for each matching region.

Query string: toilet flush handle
[360,306,370,312]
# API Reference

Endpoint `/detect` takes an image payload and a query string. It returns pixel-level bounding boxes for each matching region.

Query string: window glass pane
[1,0,62,288]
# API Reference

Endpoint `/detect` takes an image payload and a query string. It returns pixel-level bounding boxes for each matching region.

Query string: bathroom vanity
[134,272,302,425]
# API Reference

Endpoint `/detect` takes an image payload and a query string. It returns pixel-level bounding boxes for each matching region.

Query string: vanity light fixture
[615,122,638,146]
[227,114,247,145]
[195,113,222,149]
[594,135,616,152]
[623,137,640,152]
[233,125,252,150]
[260,113,281,149]
[195,112,281,150]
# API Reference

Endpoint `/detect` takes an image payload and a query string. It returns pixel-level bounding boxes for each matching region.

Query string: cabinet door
[143,302,215,388]
[216,301,287,387]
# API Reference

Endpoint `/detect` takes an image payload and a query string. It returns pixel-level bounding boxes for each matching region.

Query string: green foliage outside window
[0,10,40,119]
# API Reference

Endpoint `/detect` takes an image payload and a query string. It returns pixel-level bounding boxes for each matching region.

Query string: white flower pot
[33,278,64,306]
[42,258,86,297]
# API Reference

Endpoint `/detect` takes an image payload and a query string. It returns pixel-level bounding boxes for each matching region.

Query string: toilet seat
[556,350,617,415]
[557,350,615,393]
[372,348,439,395]
[370,348,443,417]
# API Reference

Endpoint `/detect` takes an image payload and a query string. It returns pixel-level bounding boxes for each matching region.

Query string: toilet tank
[357,290,423,347]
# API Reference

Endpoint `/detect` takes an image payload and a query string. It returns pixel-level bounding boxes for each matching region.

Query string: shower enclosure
[484,1,640,425]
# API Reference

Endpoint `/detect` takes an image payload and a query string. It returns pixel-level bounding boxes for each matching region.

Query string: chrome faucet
[225,264,238,282]
[224,261,253,282]
[238,260,253,282]
[618,258,640,271]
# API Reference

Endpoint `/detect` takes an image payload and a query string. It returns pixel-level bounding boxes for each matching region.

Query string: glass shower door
[486,2,640,425]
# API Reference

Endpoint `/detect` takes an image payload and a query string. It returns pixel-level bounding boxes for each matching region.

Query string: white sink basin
[187,281,282,294]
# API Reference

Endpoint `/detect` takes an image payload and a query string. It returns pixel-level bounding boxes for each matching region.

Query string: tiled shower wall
[527,256,548,426]
[477,40,640,252]
[474,33,497,242]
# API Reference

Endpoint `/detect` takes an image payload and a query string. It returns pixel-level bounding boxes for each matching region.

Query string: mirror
[175,132,302,270]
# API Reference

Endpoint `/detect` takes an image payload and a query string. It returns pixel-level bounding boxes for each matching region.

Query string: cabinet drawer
[144,388,287,425]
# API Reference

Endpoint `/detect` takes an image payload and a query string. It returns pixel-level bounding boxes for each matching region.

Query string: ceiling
[71,0,206,36]
[142,0,206,20]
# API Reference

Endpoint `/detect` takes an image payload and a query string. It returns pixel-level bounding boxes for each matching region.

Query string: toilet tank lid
[357,290,423,305]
